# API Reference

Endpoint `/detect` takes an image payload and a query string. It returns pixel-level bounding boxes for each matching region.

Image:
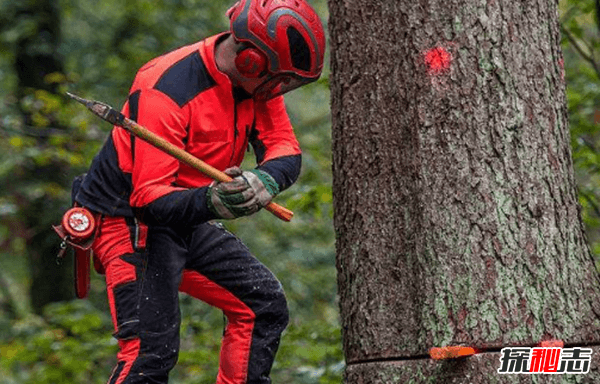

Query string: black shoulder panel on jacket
[128,90,141,122]
[128,90,141,163]
[154,51,215,107]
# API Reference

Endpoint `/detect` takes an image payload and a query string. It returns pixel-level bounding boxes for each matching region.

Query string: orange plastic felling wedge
[429,346,478,360]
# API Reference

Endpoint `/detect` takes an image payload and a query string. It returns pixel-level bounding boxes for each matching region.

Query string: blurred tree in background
[7,0,74,314]
[0,0,597,383]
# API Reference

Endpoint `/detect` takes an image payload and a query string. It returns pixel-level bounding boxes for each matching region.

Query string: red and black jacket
[75,33,302,226]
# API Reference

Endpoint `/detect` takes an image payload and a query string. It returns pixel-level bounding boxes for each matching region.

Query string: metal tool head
[66,92,91,107]
[66,92,123,126]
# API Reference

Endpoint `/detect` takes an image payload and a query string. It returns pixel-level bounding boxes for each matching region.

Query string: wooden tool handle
[264,201,294,222]
[126,118,294,222]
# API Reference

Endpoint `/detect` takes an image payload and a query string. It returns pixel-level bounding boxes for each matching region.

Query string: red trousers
[93,217,288,384]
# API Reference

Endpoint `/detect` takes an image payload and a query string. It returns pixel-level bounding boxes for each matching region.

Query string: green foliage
[560,0,600,265]
[0,301,116,384]
[273,320,344,384]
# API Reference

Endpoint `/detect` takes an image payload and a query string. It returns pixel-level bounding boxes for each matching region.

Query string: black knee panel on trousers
[112,253,146,340]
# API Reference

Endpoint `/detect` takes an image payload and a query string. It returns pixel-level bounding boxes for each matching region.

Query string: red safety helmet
[227,0,326,99]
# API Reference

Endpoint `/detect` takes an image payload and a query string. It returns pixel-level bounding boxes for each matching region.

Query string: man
[72,0,325,383]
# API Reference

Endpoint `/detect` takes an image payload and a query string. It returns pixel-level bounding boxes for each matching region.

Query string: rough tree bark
[329,0,600,382]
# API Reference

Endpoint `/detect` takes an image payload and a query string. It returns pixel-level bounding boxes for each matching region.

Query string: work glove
[206,167,279,219]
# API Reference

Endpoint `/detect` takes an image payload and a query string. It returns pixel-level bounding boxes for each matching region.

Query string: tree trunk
[329,0,600,382]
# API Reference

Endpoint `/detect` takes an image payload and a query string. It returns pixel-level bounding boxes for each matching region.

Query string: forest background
[0,0,597,383]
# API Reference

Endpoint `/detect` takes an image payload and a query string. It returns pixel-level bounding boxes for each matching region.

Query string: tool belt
[53,206,101,299]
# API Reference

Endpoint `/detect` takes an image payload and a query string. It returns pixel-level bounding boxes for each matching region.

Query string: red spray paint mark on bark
[425,46,452,75]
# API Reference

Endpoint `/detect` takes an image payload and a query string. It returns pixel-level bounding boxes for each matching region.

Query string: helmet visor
[253,73,318,100]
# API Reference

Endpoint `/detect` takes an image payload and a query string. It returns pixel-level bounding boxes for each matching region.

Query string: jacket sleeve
[128,89,216,226]
[251,96,302,192]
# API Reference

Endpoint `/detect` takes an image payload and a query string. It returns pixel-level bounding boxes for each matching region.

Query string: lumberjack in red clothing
[70,1,325,383]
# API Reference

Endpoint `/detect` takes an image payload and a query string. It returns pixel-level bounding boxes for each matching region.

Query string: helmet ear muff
[235,46,268,78]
